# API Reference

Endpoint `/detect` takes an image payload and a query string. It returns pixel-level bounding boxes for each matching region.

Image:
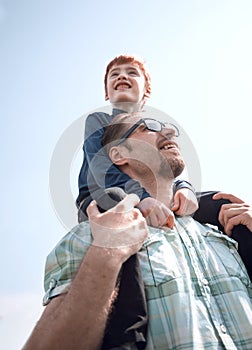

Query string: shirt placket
[176,220,237,350]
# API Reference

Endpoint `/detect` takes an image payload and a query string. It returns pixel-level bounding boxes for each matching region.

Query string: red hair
[104,54,151,100]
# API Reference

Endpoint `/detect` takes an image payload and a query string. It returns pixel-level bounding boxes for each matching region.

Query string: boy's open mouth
[115,82,131,90]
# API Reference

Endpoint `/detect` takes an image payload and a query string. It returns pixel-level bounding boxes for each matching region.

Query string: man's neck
[123,166,174,208]
[143,177,174,209]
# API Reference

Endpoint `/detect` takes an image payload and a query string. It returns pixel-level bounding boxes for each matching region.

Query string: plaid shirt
[43,217,252,350]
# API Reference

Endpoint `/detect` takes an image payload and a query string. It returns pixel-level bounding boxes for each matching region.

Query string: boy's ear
[105,92,109,101]
[143,87,151,99]
[109,146,128,165]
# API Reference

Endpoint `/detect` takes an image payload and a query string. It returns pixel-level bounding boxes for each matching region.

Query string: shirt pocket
[203,229,250,282]
[139,230,184,287]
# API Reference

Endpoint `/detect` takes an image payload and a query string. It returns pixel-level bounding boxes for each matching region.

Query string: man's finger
[212,192,244,204]
[86,200,100,218]
[112,193,140,213]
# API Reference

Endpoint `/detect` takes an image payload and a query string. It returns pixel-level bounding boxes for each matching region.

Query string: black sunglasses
[115,118,180,145]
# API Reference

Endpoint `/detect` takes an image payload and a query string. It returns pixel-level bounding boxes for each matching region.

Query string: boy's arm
[173,179,196,194]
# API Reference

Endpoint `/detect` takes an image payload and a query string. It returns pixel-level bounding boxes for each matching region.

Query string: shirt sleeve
[43,223,92,305]
[173,179,196,194]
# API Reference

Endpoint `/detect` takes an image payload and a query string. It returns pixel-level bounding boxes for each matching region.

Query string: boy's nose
[117,72,127,80]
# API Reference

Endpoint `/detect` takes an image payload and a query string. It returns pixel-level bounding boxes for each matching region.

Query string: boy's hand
[172,188,198,216]
[213,192,252,235]
[137,197,174,229]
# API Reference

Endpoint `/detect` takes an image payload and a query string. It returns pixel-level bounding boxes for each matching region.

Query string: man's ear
[109,146,128,165]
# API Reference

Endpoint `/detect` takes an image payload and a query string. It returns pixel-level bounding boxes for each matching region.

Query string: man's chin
[159,159,185,179]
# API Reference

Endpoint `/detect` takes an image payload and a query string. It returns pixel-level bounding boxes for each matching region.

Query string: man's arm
[213,192,252,235]
[23,194,148,350]
[24,246,122,350]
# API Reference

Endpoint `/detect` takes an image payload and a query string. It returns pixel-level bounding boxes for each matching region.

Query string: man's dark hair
[102,112,143,152]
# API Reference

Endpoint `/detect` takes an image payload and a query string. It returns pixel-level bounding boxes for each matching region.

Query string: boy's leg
[232,224,252,280]
[193,191,229,230]
[78,187,127,223]
[78,196,93,222]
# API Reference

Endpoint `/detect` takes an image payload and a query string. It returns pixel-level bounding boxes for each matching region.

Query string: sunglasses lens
[144,119,179,137]
[145,119,162,132]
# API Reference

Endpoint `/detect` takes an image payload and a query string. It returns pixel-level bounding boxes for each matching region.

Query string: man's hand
[172,188,198,216]
[213,192,252,235]
[137,197,174,229]
[87,194,149,262]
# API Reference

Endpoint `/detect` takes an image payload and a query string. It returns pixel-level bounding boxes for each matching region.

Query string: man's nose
[160,128,176,140]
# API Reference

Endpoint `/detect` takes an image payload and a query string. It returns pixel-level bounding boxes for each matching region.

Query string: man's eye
[140,125,148,131]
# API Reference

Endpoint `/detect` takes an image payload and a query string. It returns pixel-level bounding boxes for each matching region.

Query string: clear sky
[1,0,252,348]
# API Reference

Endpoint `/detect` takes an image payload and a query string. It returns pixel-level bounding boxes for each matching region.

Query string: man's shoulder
[44,222,93,280]
[62,221,92,244]
[176,216,238,245]
[176,216,218,233]
[47,222,93,259]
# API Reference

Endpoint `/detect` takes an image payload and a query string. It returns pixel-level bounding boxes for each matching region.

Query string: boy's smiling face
[105,63,148,107]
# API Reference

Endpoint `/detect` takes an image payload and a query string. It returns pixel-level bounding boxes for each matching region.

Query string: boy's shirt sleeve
[173,179,196,194]
[76,112,150,207]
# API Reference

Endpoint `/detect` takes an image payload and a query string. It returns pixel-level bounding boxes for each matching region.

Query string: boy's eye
[128,70,138,76]
[110,72,118,78]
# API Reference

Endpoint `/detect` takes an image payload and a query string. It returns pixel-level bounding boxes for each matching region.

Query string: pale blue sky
[1,0,252,348]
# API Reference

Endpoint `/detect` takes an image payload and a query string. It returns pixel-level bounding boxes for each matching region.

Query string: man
[76,54,198,225]
[24,112,252,350]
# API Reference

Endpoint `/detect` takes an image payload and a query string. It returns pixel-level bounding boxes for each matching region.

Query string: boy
[76,55,198,226]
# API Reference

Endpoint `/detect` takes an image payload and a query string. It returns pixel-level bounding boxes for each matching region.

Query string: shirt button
[220,324,227,333]
[202,278,209,286]
[49,279,57,289]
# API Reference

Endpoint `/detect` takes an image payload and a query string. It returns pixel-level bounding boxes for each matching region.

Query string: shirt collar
[112,108,126,117]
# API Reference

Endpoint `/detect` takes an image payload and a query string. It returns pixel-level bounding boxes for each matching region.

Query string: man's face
[105,63,147,105]
[119,118,185,179]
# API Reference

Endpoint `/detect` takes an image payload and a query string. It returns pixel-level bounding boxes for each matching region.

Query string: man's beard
[158,156,185,179]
